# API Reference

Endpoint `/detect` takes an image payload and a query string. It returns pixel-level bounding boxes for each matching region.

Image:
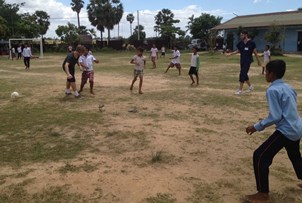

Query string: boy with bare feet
[130,47,146,94]
[188,46,200,86]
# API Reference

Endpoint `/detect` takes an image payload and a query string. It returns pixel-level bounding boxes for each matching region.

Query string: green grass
[1,52,302,202]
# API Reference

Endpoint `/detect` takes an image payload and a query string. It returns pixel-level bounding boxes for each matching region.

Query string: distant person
[245,60,302,203]
[22,44,32,69]
[62,44,85,98]
[17,45,22,60]
[79,47,99,95]
[262,45,271,75]
[164,46,181,75]
[160,45,166,58]
[150,44,158,69]
[12,47,16,60]
[130,47,146,94]
[226,30,261,95]
[188,46,200,85]
[68,45,73,53]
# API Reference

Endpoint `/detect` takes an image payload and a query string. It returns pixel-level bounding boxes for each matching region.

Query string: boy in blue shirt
[245,60,302,202]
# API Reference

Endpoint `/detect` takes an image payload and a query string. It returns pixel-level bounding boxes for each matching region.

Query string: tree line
[0,0,222,47]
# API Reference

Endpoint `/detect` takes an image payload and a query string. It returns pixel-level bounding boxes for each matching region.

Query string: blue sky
[6,0,302,38]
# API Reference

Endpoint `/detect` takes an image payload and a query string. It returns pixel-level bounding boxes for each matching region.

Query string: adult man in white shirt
[22,44,32,70]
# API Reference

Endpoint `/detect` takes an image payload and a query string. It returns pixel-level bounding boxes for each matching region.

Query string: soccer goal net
[8,38,44,59]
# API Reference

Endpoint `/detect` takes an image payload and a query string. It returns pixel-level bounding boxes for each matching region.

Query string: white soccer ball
[11,91,19,98]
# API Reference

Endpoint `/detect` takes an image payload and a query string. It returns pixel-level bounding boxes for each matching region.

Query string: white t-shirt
[161,47,165,53]
[17,46,22,53]
[132,55,145,71]
[22,47,31,57]
[191,53,199,67]
[150,48,158,57]
[171,50,180,64]
[79,54,96,72]
[263,50,271,62]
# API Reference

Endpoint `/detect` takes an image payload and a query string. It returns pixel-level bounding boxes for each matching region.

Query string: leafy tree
[71,0,84,28]
[154,9,184,47]
[87,0,105,42]
[264,24,283,55]
[298,8,302,10]
[34,10,50,39]
[126,13,134,36]
[55,22,80,44]
[128,25,146,44]
[187,13,222,42]
[0,16,9,38]
[0,0,23,38]
[87,0,123,45]
[17,13,41,38]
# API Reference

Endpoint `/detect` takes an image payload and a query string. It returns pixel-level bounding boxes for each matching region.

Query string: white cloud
[5,1,232,39]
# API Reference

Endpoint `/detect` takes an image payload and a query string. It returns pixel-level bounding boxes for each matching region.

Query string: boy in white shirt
[188,46,200,85]
[79,47,99,95]
[164,46,181,75]
[150,44,158,69]
[262,45,271,75]
[130,47,146,94]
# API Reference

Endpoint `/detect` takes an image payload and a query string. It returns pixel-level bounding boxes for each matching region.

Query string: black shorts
[188,66,198,75]
[62,66,76,82]
[161,52,165,56]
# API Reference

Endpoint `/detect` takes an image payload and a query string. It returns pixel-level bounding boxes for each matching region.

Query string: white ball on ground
[11,91,19,98]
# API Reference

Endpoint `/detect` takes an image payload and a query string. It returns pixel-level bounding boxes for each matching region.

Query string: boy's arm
[196,56,200,71]
[254,90,282,131]
[64,63,72,79]
[130,59,138,66]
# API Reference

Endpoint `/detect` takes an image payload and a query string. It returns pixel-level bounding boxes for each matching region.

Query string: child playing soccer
[62,44,85,98]
[262,45,271,75]
[188,46,200,85]
[245,59,302,203]
[130,47,146,94]
[150,44,158,69]
[164,46,181,75]
[79,47,99,95]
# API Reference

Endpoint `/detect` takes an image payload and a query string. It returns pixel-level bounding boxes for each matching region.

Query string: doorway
[298,31,302,51]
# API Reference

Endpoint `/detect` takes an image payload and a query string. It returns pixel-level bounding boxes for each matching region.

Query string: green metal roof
[213,10,302,30]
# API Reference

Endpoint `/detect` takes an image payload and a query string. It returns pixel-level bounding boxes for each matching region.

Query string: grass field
[1,50,302,203]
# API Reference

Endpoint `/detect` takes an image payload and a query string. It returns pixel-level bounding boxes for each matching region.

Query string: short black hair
[137,47,144,52]
[266,59,286,79]
[241,30,248,35]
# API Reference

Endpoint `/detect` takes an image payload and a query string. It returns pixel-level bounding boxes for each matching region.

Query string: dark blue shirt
[236,40,256,64]
[62,52,79,74]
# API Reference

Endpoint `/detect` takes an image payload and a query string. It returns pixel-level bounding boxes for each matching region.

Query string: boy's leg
[189,74,195,84]
[65,81,71,95]
[165,63,172,73]
[177,64,181,75]
[253,130,285,193]
[196,73,199,85]
[70,82,80,97]
[138,76,143,94]
[130,76,137,90]
[245,131,285,202]
[285,139,302,180]
[79,72,88,92]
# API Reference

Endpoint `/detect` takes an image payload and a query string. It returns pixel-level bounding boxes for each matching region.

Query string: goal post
[8,38,44,59]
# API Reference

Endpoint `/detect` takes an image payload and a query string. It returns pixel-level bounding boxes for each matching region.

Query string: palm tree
[87,0,105,43]
[71,0,84,28]
[87,0,123,45]
[126,13,134,36]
